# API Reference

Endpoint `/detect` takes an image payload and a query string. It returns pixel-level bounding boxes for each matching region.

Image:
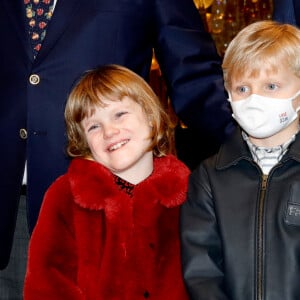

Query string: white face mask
[229,90,300,138]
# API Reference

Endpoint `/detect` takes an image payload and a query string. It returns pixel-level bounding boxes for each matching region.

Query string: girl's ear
[148,115,153,127]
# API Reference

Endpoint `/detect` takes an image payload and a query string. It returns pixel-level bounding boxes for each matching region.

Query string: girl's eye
[87,124,100,132]
[115,111,128,118]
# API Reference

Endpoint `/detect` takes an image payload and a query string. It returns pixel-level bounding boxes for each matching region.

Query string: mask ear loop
[292,90,300,113]
[227,92,236,120]
[227,92,233,103]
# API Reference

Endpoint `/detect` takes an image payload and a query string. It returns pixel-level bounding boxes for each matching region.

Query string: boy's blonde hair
[222,20,300,90]
[65,64,175,158]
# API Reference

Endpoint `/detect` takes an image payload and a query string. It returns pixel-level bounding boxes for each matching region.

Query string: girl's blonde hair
[65,64,175,158]
[222,20,300,90]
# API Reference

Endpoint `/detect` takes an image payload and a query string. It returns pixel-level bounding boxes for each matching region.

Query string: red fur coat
[24,155,190,299]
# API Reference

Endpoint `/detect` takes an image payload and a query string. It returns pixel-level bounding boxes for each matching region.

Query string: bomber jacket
[180,128,300,300]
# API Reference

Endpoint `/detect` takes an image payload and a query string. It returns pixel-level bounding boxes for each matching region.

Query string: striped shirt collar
[242,130,298,175]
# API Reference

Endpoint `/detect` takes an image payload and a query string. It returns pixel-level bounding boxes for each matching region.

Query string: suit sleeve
[153,0,235,147]
[272,0,298,26]
[24,176,84,300]
[180,165,230,300]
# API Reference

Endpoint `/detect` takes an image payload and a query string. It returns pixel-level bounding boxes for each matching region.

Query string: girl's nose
[102,123,120,139]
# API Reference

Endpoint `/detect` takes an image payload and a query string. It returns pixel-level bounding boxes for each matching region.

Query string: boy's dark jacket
[181,128,300,300]
[24,155,190,299]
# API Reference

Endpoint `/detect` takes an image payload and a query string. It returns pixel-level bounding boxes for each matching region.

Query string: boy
[180,20,300,300]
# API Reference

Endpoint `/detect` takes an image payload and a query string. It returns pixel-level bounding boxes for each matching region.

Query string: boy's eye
[237,86,249,94]
[266,83,278,90]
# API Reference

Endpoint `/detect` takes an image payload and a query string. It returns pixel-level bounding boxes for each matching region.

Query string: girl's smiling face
[81,96,153,183]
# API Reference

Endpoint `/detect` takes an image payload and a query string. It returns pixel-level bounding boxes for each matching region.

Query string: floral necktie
[24,0,54,58]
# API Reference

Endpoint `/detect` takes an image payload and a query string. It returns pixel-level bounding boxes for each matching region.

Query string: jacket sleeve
[24,176,84,300]
[180,165,230,300]
[272,0,299,26]
[153,0,235,146]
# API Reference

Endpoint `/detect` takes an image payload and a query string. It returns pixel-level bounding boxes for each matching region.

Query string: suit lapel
[35,0,82,63]
[2,0,33,61]
[2,0,82,62]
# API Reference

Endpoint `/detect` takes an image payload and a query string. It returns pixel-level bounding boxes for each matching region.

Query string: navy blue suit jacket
[0,0,234,268]
[273,0,300,26]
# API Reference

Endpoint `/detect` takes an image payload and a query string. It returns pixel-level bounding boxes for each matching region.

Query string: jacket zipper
[257,174,268,300]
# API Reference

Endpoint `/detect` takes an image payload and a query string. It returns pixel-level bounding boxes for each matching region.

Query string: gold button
[19,129,28,139]
[29,74,40,85]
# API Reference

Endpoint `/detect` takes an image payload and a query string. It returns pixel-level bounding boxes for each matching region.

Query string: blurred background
[194,0,273,56]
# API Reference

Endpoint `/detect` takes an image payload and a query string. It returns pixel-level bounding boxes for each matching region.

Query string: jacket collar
[216,127,300,170]
[68,155,190,210]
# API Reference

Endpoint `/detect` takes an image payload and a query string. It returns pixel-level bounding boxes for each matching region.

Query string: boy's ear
[295,95,300,113]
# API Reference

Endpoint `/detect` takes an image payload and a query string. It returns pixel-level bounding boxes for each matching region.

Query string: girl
[24,64,190,299]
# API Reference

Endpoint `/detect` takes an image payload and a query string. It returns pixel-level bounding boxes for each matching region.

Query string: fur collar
[68,155,190,210]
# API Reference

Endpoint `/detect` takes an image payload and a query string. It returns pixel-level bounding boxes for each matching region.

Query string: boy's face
[81,96,153,181]
[229,64,300,147]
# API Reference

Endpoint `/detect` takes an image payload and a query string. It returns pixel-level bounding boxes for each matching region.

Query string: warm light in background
[193,0,273,56]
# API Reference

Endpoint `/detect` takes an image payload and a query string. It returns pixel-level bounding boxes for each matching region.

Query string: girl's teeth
[109,140,127,151]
